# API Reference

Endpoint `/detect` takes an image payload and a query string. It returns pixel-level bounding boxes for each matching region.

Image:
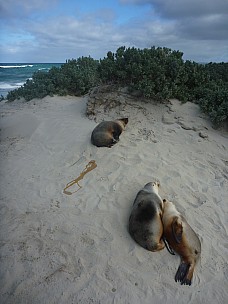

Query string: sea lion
[162,199,201,286]
[129,182,165,252]
[91,118,128,147]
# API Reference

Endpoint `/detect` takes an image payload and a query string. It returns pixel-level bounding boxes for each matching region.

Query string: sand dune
[0,94,227,303]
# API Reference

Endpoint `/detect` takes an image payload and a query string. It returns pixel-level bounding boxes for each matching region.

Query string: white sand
[0,95,227,304]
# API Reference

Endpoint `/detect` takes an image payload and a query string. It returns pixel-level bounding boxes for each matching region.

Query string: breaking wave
[0,65,34,69]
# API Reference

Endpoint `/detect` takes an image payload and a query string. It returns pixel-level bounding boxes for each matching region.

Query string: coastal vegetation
[6,46,228,125]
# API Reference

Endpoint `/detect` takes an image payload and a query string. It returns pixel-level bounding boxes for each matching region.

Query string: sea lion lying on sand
[129,182,165,252]
[162,199,201,286]
[91,118,128,147]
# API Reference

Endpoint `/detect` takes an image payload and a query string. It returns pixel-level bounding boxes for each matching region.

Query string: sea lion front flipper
[171,217,183,244]
[108,139,116,148]
[113,131,120,141]
[175,262,190,284]
[163,237,175,255]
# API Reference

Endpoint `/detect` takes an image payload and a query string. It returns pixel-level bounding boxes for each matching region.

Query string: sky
[0,0,228,63]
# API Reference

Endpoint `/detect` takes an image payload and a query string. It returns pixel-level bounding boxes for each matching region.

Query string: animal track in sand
[63,160,97,195]
[138,128,156,141]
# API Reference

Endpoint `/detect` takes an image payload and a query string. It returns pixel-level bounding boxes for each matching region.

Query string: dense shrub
[205,62,228,83]
[199,84,228,125]
[6,46,228,125]
[99,47,228,124]
[99,46,185,99]
[7,56,99,101]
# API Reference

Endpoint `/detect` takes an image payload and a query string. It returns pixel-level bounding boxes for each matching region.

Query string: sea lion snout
[144,181,160,190]
[154,181,160,188]
[151,181,160,195]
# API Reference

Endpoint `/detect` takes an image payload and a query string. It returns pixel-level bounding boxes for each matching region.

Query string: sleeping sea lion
[162,199,201,286]
[91,118,128,147]
[129,182,165,252]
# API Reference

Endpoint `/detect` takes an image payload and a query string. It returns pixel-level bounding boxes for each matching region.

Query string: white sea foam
[0,65,33,68]
[0,82,24,89]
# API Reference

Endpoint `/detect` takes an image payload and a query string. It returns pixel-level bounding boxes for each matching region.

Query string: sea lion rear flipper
[163,237,175,255]
[175,262,190,285]
[171,217,183,244]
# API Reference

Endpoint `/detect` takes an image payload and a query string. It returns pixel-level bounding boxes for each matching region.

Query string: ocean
[0,63,63,98]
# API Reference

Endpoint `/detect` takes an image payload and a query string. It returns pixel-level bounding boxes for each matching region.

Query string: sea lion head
[143,181,160,194]
[116,118,128,129]
[162,199,181,223]
[162,199,176,211]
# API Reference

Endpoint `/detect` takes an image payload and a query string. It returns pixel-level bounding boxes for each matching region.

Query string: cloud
[0,12,126,62]
[152,0,228,18]
[30,15,120,47]
[178,14,228,40]
[0,0,57,18]
[120,0,228,18]
[0,0,227,62]
[120,0,228,41]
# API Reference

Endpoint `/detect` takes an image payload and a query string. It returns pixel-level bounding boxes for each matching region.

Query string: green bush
[7,56,99,102]
[199,85,228,125]
[99,46,185,100]
[6,46,228,125]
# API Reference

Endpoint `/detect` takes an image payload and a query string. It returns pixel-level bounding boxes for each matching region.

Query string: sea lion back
[91,121,114,147]
[91,118,128,147]
[128,182,165,252]
[162,199,201,286]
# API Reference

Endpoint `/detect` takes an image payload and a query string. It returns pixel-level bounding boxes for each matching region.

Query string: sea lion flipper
[175,262,190,283]
[181,278,192,286]
[163,237,175,255]
[113,131,120,141]
[171,217,183,244]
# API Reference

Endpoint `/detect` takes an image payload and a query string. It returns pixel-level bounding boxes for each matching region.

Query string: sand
[0,94,227,304]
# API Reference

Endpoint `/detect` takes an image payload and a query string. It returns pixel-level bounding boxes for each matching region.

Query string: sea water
[0,63,63,98]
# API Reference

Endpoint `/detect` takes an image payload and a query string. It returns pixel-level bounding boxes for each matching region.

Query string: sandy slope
[0,95,227,304]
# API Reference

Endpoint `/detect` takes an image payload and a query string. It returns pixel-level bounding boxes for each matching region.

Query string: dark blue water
[0,63,63,98]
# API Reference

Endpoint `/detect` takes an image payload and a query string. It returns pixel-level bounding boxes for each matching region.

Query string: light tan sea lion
[91,118,128,147]
[162,199,201,286]
[128,182,165,252]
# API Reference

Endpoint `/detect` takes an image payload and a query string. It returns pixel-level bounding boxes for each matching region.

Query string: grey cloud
[120,0,228,42]
[0,1,227,62]
[119,0,228,18]
[120,0,228,18]
[1,15,126,61]
[120,0,149,4]
[177,14,228,40]
[86,8,117,23]
[0,0,57,18]
[30,16,119,46]
[151,0,228,19]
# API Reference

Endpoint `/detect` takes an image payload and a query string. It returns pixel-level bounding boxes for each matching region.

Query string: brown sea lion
[129,182,165,252]
[162,199,201,286]
[91,118,128,147]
